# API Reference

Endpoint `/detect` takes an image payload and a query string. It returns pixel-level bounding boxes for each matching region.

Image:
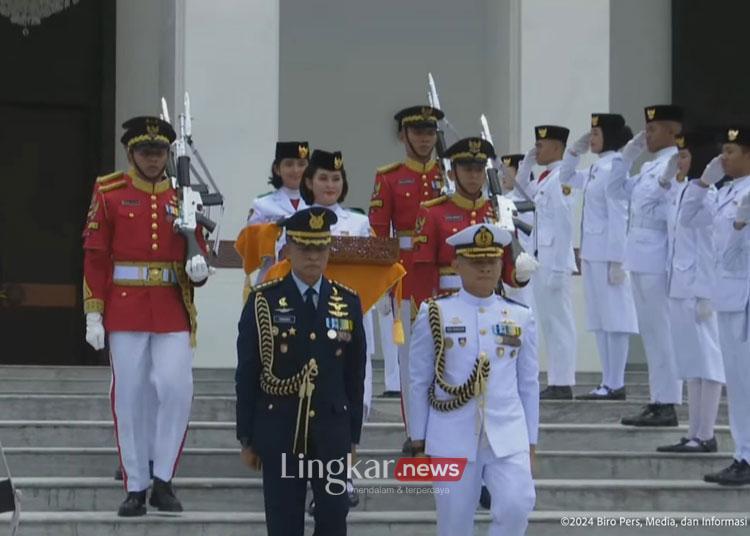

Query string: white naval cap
[446,223,512,258]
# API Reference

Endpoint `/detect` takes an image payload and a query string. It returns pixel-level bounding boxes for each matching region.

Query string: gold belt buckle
[148,267,162,283]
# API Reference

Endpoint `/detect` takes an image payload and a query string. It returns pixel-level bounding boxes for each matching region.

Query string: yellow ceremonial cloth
[234,223,281,274]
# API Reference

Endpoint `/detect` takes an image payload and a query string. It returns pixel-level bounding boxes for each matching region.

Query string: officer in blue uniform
[236,207,367,536]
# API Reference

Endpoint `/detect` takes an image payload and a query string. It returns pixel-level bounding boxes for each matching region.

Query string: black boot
[402,437,413,454]
[117,490,147,517]
[149,477,183,512]
[381,390,401,398]
[704,459,750,486]
[540,386,573,400]
[479,485,491,509]
[658,436,717,453]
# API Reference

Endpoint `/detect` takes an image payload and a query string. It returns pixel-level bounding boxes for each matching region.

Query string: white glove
[700,156,724,186]
[735,192,750,225]
[695,298,714,323]
[185,254,210,283]
[658,153,679,190]
[621,130,646,164]
[546,270,566,291]
[522,147,538,168]
[570,132,591,156]
[514,252,539,283]
[85,312,105,350]
[376,296,392,316]
[608,262,626,285]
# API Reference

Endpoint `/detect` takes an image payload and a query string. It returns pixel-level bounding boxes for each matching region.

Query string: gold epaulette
[330,280,358,296]
[376,161,402,175]
[98,179,128,193]
[421,195,447,208]
[96,171,124,184]
[430,290,457,301]
[249,277,283,294]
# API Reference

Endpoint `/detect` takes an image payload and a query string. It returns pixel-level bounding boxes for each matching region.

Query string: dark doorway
[672,0,750,127]
[0,0,115,365]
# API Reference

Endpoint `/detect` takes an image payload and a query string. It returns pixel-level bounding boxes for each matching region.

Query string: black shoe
[381,390,401,398]
[149,477,183,512]
[402,437,413,455]
[658,436,718,453]
[540,386,573,400]
[704,459,750,486]
[576,385,626,401]
[621,404,678,427]
[115,460,153,481]
[117,490,147,517]
[479,485,491,509]
[347,479,359,508]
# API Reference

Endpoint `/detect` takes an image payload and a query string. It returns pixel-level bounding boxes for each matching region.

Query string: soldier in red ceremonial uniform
[82,116,211,517]
[412,137,529,306]
[368,105,445,451]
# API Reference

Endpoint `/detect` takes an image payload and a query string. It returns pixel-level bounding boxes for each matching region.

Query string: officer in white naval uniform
[559,114,638,401]
[607,105,683,427]
[409,223,538,536]
[246,141,310,283]
[657,132,725,454]
[680,126,750,485]
[516,125,578,400]
[500,153,535,308]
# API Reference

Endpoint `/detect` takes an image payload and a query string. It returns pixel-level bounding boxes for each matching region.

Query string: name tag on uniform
[445,326,466,334]
[273,314,296,324]
[398,178,415,185]
[121,199,140,206]
[445,215,463,222]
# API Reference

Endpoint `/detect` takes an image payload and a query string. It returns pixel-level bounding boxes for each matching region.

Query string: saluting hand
[658,153,679,190]
[700,156,725,187]
[241,446,262,471]
[621,130,646,164]
[570,132,592,156]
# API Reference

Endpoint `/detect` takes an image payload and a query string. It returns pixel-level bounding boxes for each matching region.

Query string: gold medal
[272,326,279,336]
[445,337,454,349]
[496,346,505,358]
[327,329,337,340]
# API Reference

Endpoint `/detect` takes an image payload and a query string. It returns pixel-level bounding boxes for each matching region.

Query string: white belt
[439,275,461,290]
[113,264,177,285]
[630,216,667,232]
[399,236,413,249]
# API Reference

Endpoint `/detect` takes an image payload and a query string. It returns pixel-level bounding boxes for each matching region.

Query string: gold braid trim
[427,300,490,412]
[255,292,318,454]
[173,262,198,347]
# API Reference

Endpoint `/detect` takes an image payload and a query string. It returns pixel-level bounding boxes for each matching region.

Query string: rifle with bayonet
[427,73,455,195]
[479,115,535,262]
[170,92,225,260]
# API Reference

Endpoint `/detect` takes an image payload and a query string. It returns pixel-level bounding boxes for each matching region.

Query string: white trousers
[531,266,577,386]
[109,331,194,492]
[434,435,535,536]
[630,273,682,404]
[717,311,750,462]
[377,299,402,392]
[398,300,413,437]
[593,331,630,391]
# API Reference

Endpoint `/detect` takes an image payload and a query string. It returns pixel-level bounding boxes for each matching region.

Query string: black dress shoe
[347,479,359,508]
[117,490,147,517]
[698,437,718,453]
[402,437,413,454]
[704,459,750,486]
[381,390,401,398]
[576,385,626,401]
[656,437,691,452]
[540,386,573,400]
[149,477,183,512]
[479,485,491,509]
[660,436,719,453]
[621,404,678,427]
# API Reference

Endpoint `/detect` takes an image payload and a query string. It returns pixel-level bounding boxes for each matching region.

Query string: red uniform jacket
[82,170,206,333]
[411,193,523,306]
[367,158,443,297]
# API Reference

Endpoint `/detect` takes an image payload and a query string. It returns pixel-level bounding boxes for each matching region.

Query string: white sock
[687,379,702,439]
[697,380,723,441]
[606,332,629,390]
[594,331,608,387]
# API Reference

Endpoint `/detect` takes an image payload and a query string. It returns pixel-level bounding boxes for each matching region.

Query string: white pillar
[185,0,280,368]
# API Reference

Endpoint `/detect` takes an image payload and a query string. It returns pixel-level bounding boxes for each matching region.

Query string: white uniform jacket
[608,146,678,274]
[680,176,750,312]
[409,289,539,461]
